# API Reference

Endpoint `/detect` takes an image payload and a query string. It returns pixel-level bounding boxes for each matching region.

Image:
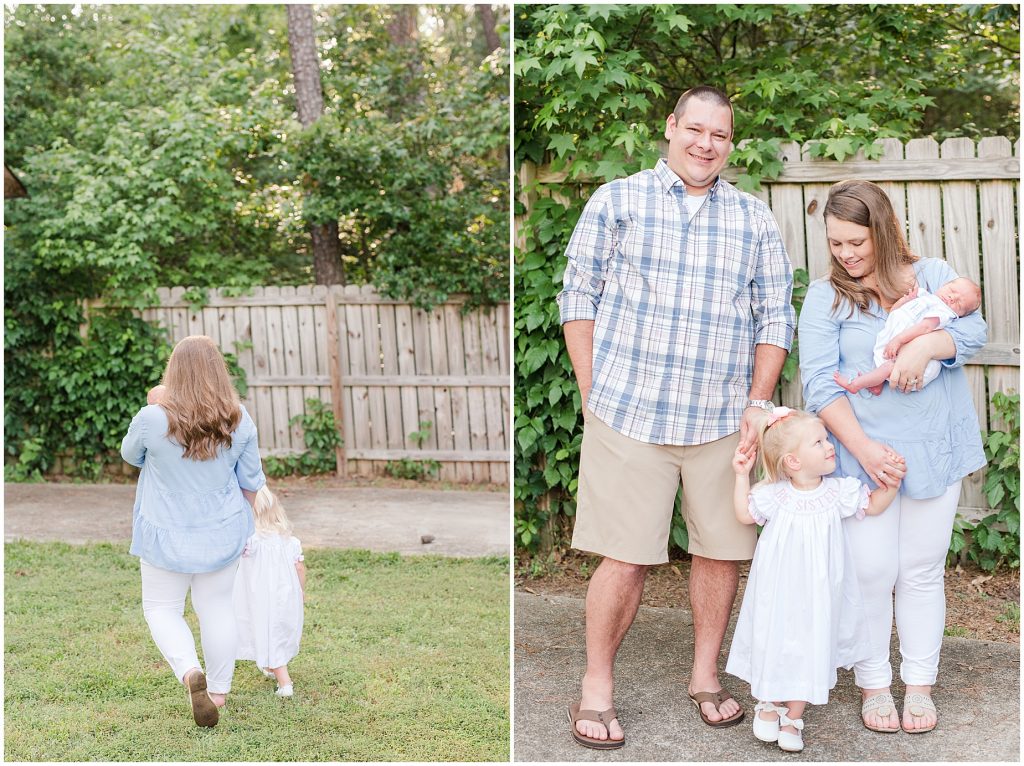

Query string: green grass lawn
[5,542,509,761]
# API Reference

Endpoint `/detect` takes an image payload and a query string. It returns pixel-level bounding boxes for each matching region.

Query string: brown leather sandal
[184,669,219,728]
[688,689,745,727]
[567,702,625,749]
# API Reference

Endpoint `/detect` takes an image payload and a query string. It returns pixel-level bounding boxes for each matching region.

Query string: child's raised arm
[732,448,758,526]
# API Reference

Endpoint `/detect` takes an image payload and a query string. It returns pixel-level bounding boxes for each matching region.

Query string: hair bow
[766,406,795,427]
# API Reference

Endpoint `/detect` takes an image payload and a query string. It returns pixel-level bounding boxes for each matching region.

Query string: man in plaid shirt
[560,86,795,749]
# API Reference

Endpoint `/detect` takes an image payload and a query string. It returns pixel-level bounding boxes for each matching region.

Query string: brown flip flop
[567,702,625,749]
[184,669,219,728]
[689,689,744,727]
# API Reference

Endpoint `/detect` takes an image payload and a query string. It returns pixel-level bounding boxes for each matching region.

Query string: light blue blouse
[121,404,265,573]
[799,257,987,499]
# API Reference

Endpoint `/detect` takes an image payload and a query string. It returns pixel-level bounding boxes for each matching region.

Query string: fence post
[324,285,347,477]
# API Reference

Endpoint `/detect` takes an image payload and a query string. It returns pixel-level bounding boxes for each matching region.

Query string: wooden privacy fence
[518,136,1020,521]
[142,285,510,484]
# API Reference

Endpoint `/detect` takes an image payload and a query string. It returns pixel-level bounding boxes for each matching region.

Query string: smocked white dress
[233,531,304,668]
[725,477,872,705]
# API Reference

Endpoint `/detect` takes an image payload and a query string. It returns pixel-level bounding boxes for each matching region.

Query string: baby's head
[935,277,981,317]
[757,408,836,482]
[253,485,292,535]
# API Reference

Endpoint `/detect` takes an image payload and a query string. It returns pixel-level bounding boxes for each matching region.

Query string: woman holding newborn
[798,180,987,734]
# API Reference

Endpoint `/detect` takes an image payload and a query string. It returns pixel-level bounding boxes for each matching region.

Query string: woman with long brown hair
[798,180,986,735]
[121,335,265,727]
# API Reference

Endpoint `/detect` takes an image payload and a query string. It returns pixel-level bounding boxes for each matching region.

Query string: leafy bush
[949,392,1020,571]
[4,5,508,473]
[384,459,441,481]
[4,310,171,481]
[262,399,342,477]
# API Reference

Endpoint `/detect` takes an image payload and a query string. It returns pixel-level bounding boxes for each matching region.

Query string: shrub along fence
[131,285,510,484]
[516,136,1019,544]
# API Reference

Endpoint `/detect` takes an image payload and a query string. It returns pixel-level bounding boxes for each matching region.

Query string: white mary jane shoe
[752,701,787,743]
[777,711,805,753]
[275,684,294,698]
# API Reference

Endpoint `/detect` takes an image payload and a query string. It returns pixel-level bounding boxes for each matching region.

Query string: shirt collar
[654,158,724,200]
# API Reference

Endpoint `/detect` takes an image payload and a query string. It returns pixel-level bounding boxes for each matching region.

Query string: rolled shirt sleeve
[120,407,149,467]
[798,280,847,414]
[921,259,988,369]
[557,186,614,324]
[234,408,267,492]
[750,206,796,350]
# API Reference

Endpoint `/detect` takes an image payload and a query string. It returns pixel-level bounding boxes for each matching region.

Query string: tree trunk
[386,5,423,116]
[475,5,500,53]
[286,4,344,285]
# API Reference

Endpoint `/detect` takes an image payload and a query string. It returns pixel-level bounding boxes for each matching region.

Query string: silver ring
[877,471,886,479]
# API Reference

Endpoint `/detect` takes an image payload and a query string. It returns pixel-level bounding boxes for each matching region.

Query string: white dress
[233,531,304,668]
[874,290,956,388]
[725,477,871,705]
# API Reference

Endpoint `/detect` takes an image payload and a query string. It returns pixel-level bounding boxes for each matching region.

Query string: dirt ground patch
[45,471,505,493]
[517,551,1020,644]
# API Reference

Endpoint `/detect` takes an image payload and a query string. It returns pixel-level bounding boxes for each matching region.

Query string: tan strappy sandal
[902,692,937,734]
[861,691,900,733]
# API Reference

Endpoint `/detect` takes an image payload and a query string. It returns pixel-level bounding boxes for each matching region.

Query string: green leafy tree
[4,4,509,477]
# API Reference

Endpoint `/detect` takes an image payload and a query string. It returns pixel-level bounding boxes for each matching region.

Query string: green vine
[262,399,342,477]
[950,392,1020,571]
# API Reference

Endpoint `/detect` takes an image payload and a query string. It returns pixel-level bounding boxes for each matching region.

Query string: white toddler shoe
[752,701,786,742]
[275,684,294,698]
[777,711,805,753]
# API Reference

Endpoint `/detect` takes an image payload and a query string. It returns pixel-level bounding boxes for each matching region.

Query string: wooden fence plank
[377,300,405,455]
[941,137,988,511]
[344,285,372,476]
[361,286,388,475]
[280,289,306,452]
[428,306,457,481]
[905,138,943,266]
[462,310,491,483]
[247,295,276,451]
[444,304,474,483]
[323,286,346,476]
[411,306,439,454]
[394,304,422,453]
[978,137,1020,429]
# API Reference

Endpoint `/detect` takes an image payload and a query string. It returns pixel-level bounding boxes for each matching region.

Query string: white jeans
[140,560,239,694]
[843,481,962,689]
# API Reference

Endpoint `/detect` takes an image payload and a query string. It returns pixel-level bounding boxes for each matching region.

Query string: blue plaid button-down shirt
[557,159,795,445]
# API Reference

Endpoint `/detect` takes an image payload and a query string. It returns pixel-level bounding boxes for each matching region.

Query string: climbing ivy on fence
[950,393,1021,571]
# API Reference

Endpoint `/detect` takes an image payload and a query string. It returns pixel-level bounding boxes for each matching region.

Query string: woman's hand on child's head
[732,447,756,476]
[147,385,167,405]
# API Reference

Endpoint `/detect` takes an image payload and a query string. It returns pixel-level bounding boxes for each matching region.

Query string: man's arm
[564,320,595,412]
[738,344,788,456]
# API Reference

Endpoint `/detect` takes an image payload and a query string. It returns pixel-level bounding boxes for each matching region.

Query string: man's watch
[746,399,775,413]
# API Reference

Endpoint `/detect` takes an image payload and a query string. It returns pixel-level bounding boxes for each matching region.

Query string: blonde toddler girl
[233,486,306,697]
[725,407,901,752]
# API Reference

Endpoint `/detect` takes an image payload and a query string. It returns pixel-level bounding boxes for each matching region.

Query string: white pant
[843,482,962,688]
[140,560,239,694]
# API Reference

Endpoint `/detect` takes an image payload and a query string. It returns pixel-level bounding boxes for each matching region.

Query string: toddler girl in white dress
[725,407,901,752]
[233,486,305,697]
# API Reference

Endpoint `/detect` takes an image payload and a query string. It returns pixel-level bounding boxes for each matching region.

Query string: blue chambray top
[799,257,987,499]
[120,404,265,573]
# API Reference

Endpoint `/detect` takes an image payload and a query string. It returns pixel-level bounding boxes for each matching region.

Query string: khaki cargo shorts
[571,408,756,565]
